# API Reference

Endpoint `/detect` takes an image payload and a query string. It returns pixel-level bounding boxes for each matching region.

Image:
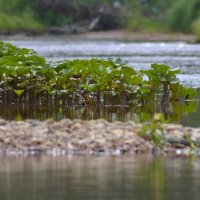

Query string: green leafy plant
[139,113,166,147]
[0,41,197,107]
[140,63,196,104]
[183,133,197,150]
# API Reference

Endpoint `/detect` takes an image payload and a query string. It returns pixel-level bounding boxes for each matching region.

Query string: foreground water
[0,155,200,200]
[2,38,200,126]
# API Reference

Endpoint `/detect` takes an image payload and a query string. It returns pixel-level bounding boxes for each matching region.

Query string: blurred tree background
[0,0,200,38]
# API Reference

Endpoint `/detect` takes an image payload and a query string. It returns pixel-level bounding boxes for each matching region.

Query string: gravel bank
[0,119,200,156]
[80,31,195,42]
[0,30,195,42]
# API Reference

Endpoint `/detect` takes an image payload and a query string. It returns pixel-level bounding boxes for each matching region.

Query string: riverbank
[0,30,196,42]
[80,30,196,42]
[0,119,199,156]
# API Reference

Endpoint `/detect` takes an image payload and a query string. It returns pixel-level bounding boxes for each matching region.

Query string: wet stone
[0,119,198,155]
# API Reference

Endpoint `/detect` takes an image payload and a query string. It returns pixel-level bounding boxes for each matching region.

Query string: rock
[0,119,198,155]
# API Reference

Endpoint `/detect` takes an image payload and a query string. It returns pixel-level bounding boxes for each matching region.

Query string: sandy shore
[79,30,196,42]
[0,119,199,156]
[0,30,196,42]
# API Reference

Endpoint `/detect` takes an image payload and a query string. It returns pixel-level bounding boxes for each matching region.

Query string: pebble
[0,119,198,155]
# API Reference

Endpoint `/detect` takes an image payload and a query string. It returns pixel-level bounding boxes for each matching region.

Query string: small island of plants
[0,41,197,107]
[0,41,199,155]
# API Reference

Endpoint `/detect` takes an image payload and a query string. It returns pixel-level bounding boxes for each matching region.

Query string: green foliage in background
[169,0,200,32]
[192,18,200,42]
[0,0,200,37]
[0,0,44,32]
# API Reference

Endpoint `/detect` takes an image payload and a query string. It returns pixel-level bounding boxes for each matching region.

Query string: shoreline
[0,30,196,42]
[80,30,196,42]
[0,119,200,156]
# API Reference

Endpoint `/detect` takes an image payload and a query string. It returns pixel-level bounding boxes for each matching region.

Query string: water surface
[0,155,200,200]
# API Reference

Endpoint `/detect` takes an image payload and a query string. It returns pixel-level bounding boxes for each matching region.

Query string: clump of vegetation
[183,132,197,150]
[139,113,166,147]
[140,64,196,103]
[0,41,196,107]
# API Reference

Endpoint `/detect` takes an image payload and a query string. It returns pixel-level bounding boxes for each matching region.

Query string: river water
[0,155,200,200]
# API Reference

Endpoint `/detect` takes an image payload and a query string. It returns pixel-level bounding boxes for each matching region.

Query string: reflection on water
[0,155,200,200]
[0,101,199,127]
